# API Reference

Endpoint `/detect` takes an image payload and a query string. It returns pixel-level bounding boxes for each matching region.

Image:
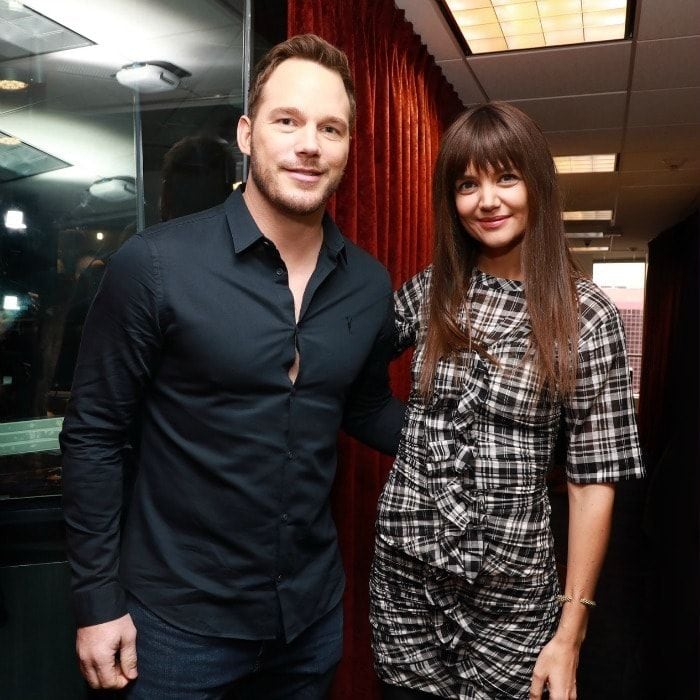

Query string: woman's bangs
[445,114,526,184]
[470,117,526,175]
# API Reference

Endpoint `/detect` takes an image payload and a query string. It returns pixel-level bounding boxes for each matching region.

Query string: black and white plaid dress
[370,267,644,699]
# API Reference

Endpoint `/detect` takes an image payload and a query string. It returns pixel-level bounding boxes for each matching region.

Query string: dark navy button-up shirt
[60,189,404,641]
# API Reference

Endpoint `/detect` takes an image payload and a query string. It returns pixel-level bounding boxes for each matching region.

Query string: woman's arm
[529,481,616,700]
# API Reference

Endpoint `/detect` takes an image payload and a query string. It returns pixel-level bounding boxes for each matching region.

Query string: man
[61,34,403,699]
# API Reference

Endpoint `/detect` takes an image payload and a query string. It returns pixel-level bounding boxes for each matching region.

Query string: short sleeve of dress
[563,303,645,484]
[394,267,430,354]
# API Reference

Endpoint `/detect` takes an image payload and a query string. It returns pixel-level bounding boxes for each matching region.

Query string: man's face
[237,58,352,217]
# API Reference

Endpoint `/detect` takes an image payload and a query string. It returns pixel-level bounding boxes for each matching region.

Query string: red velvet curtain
[288,2,463,697]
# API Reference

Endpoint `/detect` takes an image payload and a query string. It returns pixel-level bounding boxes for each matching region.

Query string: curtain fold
[288,3,463,697]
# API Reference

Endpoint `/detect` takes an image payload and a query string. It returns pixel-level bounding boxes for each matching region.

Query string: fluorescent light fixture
[563,210,613,221]
[564,231,605,239]
[89,177,136,202]
[554,154,617,173]
[569,245,610,252]
[3,295,20,311]
[0,79,28,91]
[116,62,186,93]
[4,209,27,230]
[441,0,630,54]
[96,231,104,241]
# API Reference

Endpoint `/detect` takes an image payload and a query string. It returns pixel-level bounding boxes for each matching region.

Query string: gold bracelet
[556,594,597,608]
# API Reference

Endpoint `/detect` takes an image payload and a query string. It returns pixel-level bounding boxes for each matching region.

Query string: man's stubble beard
[248,148,345,217]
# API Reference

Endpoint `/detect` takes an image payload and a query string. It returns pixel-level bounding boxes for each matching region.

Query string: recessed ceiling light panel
[554,154,617,173]
[441,0,631,54]
[562,210,614,221]
[569,245,610,252]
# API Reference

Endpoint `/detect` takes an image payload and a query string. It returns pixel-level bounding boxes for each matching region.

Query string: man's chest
[157,270,386,395]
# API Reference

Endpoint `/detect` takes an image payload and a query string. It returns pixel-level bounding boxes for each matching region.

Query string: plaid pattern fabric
[370,268,644,698]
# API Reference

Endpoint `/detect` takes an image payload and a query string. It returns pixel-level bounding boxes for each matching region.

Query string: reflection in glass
[160,136,237,222]
[0,0,285,501]
[0,131,71,182]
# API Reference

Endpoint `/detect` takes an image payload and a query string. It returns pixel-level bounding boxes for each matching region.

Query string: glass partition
[0,0,285,508]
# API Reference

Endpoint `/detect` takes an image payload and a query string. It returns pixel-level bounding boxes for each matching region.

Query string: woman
[370,102,644,700]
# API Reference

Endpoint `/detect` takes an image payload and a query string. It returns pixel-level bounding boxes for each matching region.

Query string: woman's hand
[529,635,580,700]
[529,482,614,698]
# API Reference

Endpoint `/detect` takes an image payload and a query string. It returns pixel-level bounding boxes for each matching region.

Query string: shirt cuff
[72,582,128,627]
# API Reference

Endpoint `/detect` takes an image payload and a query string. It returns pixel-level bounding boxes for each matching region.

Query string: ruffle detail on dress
[387,356,491,582]
[421,573,495,695]
[424,570,475,661]
[425,355,488,579]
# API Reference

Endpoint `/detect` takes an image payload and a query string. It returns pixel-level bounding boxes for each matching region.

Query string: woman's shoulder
[397,265,432,300]
[575,276,624,342]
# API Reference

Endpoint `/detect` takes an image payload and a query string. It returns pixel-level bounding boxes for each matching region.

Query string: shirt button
[276,573,283,583]
[281,513,288,523]
[275,268,284,276]
[287,451,295,460]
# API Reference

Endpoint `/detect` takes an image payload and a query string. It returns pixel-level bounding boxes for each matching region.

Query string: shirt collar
[224,187,347,264]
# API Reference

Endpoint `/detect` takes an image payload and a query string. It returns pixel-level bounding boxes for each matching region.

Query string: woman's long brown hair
[420,102,581,397]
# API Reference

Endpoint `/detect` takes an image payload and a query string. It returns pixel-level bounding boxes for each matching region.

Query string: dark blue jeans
[124,596,343,699]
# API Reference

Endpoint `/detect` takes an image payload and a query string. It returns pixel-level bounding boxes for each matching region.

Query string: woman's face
[454,163,529,265]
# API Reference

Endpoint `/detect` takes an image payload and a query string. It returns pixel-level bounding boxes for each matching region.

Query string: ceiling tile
[510,93,627,131]
[436,59,486,104]
[467,42,631,100]
[559,173,618,210]
[637,0,700,40]
[625,124,700,152]
[545,128,624,155]
[620,151,700,173]
[632,37,700,91]
[621,169,700,187]
[616,186,699,236]
[628,87,700,127]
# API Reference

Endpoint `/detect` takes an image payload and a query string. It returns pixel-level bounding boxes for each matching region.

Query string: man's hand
[76,614,138,689]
